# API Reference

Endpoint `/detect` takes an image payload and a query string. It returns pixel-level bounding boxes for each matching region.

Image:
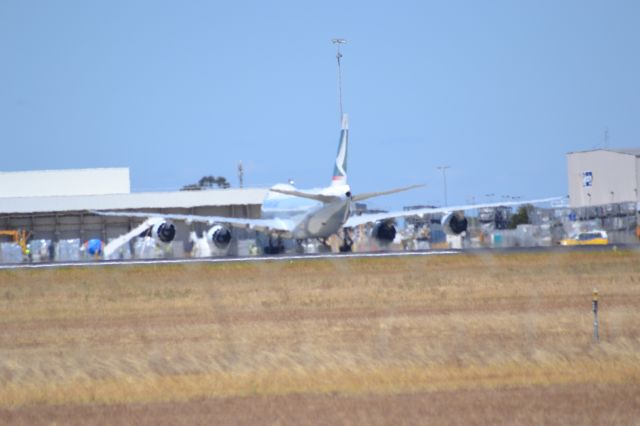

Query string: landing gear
[317,238,332,253]
[263,235,285,255]
[339,228,353,253]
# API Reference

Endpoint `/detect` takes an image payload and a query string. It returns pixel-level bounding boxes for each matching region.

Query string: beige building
[567,149,640,208]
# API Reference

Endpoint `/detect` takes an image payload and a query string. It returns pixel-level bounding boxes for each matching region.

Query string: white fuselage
[261,183,352,239]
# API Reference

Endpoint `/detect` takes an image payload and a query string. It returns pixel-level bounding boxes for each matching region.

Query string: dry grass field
[0,250,639,425]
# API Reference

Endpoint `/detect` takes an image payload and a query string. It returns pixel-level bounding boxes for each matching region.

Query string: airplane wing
[103,218,162,259]
[91,210,295,234]
[344,197,563,228]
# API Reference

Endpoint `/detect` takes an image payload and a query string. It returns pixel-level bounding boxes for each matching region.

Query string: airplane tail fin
[331,113,349,186]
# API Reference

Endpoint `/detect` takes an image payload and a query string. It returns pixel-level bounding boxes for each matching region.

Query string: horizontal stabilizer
[269,188,340,203]
[352,184,424,202]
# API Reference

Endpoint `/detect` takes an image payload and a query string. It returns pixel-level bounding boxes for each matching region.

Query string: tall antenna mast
[332,38,347,122]
[237,161,244,188]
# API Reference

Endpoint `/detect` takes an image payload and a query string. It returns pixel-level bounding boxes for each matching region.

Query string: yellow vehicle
[0,229,31,254]
[560,230,609,246]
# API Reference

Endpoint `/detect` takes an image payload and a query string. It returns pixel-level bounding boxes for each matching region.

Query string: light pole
[332,38,346,122]
[502,195,520,202]
[437,166,451,206]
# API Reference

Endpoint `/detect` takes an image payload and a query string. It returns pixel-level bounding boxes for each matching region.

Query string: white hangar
[567,148,640,208]
[0,167,267,242]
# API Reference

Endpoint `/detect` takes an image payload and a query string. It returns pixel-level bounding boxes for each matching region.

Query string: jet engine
[441,211,468,235]
[371,221,397,245]
[207,225,232,249]
[151,221,176,243]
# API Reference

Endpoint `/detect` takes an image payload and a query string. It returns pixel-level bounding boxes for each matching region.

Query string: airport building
[0,168,267,259]
[567,148,640,208]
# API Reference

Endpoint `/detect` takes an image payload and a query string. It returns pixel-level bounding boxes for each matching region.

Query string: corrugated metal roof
[0,188,268,214]
[567,148,640,157]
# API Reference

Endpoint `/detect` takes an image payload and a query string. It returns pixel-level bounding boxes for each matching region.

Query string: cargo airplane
[94,114,559,258]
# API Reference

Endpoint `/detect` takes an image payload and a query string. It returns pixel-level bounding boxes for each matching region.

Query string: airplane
[94,113,560,258]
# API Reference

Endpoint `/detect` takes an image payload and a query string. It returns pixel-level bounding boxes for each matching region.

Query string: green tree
[181,176,230,191]
[180,183,202,191]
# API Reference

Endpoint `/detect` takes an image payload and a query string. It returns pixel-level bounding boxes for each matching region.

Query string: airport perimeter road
[461,243,639,255]
[0,243,635,270]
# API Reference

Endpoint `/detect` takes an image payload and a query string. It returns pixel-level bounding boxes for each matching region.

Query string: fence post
[592,288,599,343]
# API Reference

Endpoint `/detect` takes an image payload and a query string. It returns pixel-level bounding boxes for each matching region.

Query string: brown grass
[1,250,639,424]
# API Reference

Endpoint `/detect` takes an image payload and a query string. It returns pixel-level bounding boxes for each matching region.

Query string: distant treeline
[181,175,230,191]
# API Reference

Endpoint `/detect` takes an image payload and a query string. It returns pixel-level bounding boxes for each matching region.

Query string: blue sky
[1,1,639,209]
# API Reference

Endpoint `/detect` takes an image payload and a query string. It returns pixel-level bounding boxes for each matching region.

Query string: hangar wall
[0,168,130,198]
[567,149,640,208]
[0,205,263,241]
[0,167,268,257]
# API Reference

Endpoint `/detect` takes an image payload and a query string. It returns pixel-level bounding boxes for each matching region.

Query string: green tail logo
[332,114,349,185]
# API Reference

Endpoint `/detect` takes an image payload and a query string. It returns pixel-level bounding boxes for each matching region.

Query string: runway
[0,249,461,270]
[0,243,632,270]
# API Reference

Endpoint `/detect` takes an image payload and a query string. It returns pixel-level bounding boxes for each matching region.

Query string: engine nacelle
[441,212,468,235]
[371,221,397,244]
[206,225,232,249]
[151,221,176,243]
